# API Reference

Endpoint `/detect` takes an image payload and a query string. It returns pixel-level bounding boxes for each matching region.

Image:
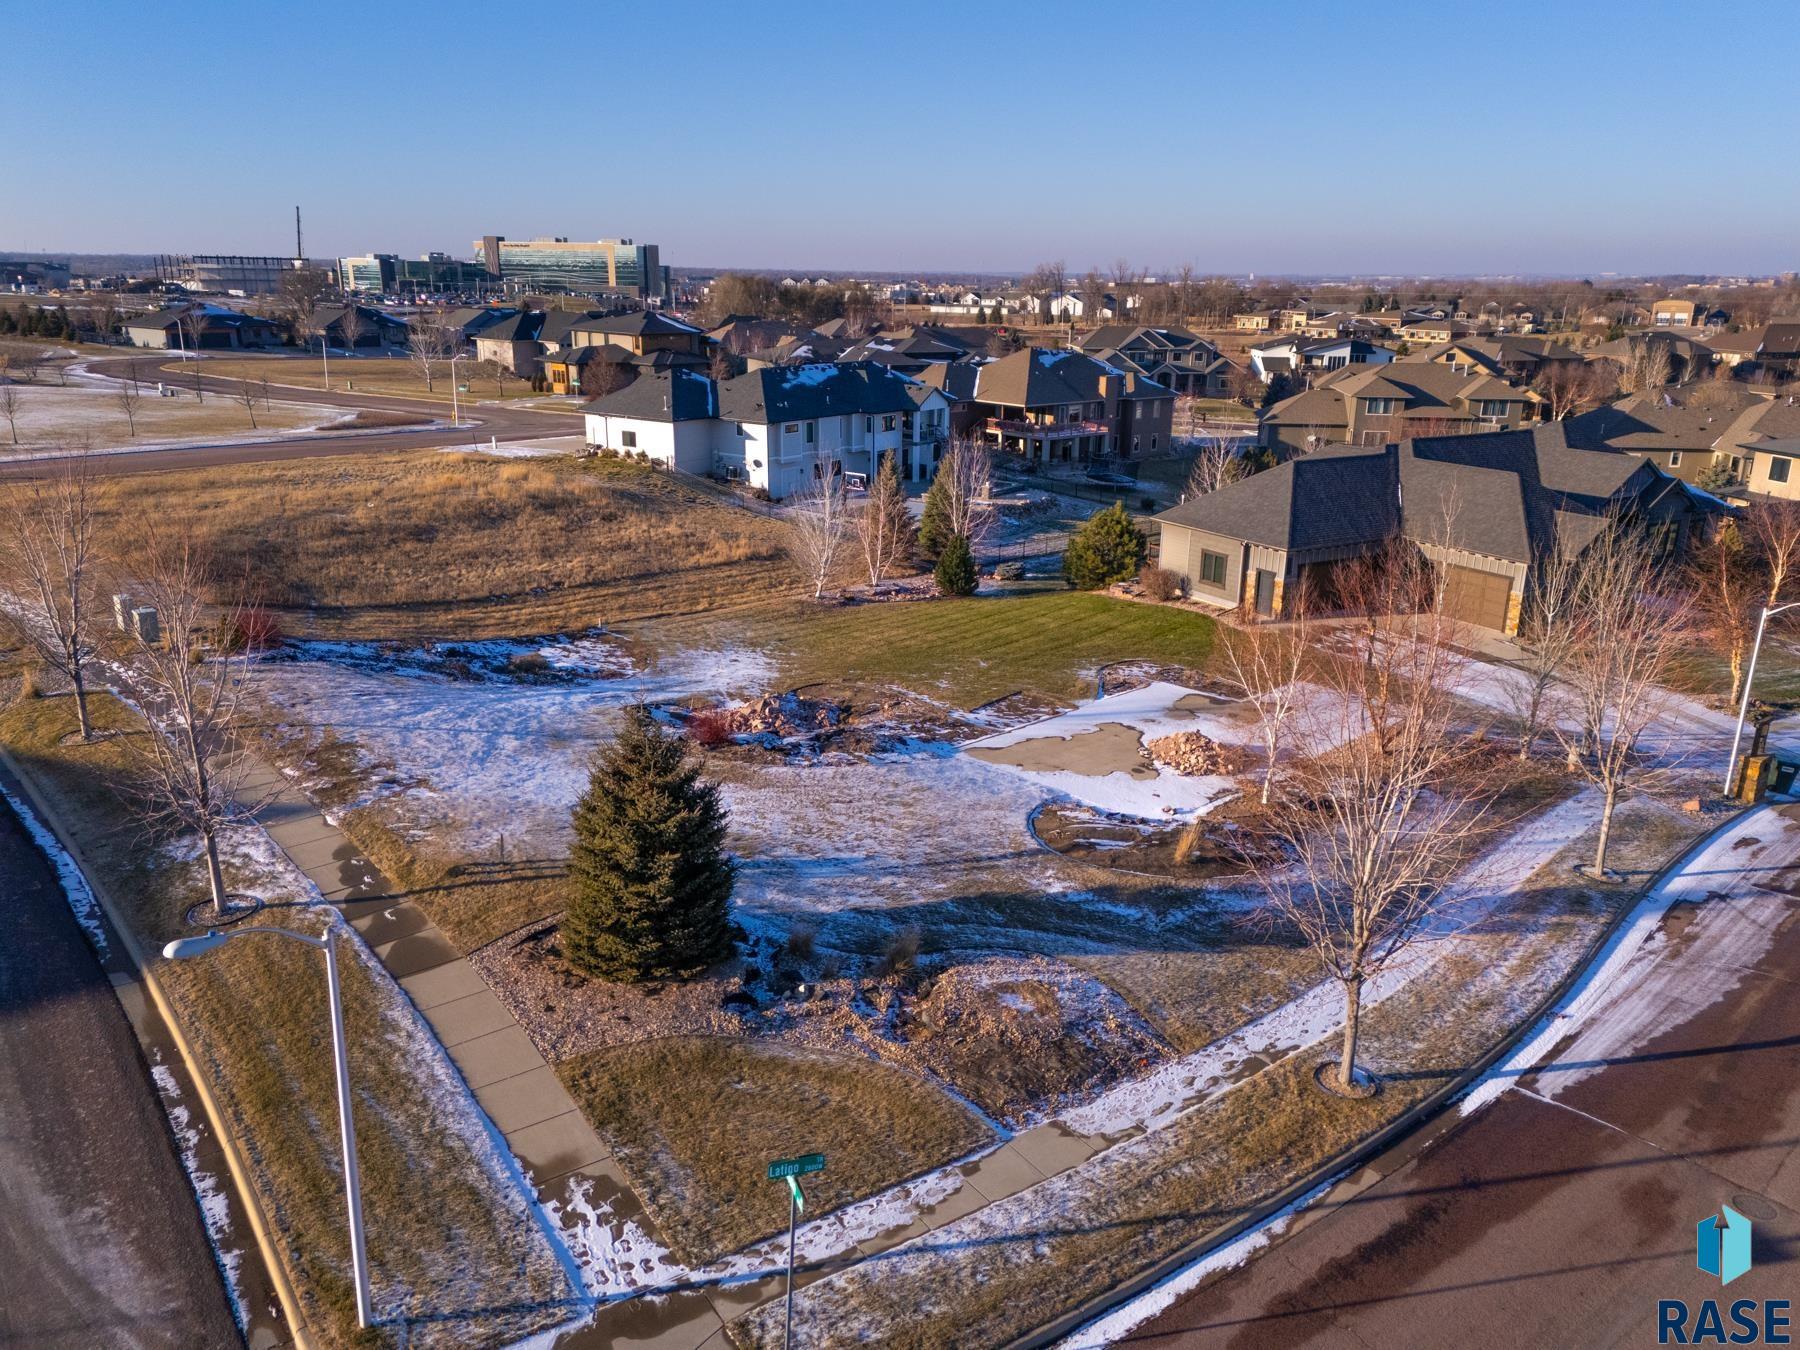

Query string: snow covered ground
[252,633,776,854]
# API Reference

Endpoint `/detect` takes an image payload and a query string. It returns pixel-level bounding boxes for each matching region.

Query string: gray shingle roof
[716,361,923,424]
[582,367,716,421]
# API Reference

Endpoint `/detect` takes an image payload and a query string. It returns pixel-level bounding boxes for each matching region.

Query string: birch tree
[1556,523,1691,877]
[856,451,912,589]
[407,318,454,393]
[1686,519,1761,707]
[1507,543,1582,759]
[1744,496,1800,606]
[787,452,850,599]
[1184,431,1238,498]
[122,533,259,914]
[2,452,99,739]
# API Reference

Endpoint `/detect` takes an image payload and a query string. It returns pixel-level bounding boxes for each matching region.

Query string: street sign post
[768,1154,826,1348]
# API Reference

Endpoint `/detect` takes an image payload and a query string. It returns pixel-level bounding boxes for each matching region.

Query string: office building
[475,235,668,301]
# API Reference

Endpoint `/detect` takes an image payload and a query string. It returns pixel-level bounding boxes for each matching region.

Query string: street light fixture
[162,925,372,1329]
[1723,601,1800,796]
[449,352,464,428]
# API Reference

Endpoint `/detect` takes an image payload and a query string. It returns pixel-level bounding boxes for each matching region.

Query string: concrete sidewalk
[231,748,1133,1349]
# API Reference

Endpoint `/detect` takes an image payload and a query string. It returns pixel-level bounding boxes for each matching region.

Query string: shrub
[1139,565,1186,602]
[877,927,921,977]
[15,666,41,701]
[508,651,550,676]
[782,923,816,964]
[934,534,978,596]
[1063,501,1148,589]
[214,605,283,654]
[993,561,1025,581]
[685,706,735,747]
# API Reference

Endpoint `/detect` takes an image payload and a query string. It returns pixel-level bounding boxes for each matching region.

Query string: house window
[1199,550,1227,585]
[1771,456,1792,484]
[805,422,816,443]
[1150,434,1158,450]
[1477,399,1510,418]
[621,430,637,448]
[736,422,747,436]
[1669,451,1682,467]
[866,417,874,432]
[1364,397,1397,415]
[785,423,799,433]
[883,415,896,431]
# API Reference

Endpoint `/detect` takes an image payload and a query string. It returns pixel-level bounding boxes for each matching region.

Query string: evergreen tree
[917,468,956,561]
[563,705,735,981]
[934,533,977,596]
[1062,501,1148,590]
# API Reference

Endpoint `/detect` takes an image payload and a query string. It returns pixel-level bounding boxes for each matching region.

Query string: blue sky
[4,0,1797,276]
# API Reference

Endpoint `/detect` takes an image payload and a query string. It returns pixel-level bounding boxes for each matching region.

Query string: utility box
[112,593,135,630]
[1736,753,1774,804]
[130,606,161,645]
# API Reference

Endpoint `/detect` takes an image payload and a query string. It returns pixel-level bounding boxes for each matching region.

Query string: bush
[877,927,921,977]
[993,561,1025,581]
[782,923,816,964]
[508,651,550,676]
[934,534,978,596]
[685,706,735,747]
[14,666,41,702]
[1140,565,1186,601]
[1063,501,1148,590]
[214,605,283,654]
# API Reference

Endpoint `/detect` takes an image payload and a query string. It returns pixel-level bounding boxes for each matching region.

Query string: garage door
[1442,565,1512,631]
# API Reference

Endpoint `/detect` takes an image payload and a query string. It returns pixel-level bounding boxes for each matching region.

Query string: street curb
[1008,801,1757,1350]
[0,745,315,1350]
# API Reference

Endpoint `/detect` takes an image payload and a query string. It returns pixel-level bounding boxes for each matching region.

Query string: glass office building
[475,236,667,300]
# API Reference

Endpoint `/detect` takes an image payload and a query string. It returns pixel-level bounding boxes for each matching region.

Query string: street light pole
[1723,601,1800,796]
[320,334,331,391]
[450,353,463,428]
[163,925,372,1329]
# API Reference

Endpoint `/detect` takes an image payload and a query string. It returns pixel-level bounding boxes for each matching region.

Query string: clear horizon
[4,0,1797,276]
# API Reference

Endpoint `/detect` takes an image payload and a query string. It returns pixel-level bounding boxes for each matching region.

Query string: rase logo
[1658,1204,1790,1345]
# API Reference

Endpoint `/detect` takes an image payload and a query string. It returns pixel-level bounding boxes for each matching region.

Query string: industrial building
[474,235,668,301]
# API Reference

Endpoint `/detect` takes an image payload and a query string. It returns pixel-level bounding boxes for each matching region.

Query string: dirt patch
[1032,798,1271,879]
[966,721,1157,778]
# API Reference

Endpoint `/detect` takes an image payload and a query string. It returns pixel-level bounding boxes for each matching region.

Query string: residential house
[916,347,1175,465]
[310,303,409,350]
[1074,325,1236,398]
[1259,362,1547,457]
[1398,317,1477,346]
[1405,336,1584,382]
[1569,386,1800,490]
[582,361,949,497]
[428,306,519,350]
[566,310,706,358]
[1156,424,1714,633]
[1249,335,1393,383]
[1233,309,1277,332]
[1591,330,1716,385]
[123,302,281,350]
[470,308,612,375]
[1704,326,1767,369]
[1652,297,1699,327]
[1755,323,1800,379]
[1743,436,1800,500]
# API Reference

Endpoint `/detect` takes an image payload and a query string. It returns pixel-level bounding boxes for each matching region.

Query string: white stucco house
[583,361,952,499]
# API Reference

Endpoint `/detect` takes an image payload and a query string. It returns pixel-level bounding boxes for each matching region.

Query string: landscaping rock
[1145,731,1247,776]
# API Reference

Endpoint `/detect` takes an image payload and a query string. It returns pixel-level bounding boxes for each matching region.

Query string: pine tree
[563,705,735,981]
[917,469,955,561]
[934,533,977,596]
[1063,501,1148,589]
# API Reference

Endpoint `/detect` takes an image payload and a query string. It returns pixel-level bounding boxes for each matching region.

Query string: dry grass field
[87,451,793,638]
[0,380,327,451]
[190,356,551,406]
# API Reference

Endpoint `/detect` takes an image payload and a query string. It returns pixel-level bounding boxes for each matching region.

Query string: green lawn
[1671,643,1800,706]
[667,588,1217,707]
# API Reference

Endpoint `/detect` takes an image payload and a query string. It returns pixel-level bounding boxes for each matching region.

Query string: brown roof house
[1074,325,1237,398]
[1259,362,1547,457]
[1156,423,1716,634]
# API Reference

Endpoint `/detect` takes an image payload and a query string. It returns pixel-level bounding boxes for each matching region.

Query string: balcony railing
[985,417,1110,440]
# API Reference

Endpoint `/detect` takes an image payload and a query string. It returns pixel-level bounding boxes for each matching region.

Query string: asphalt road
[0,794,242,1348]
[0,352,579,479]
[1131,806,1800,1348]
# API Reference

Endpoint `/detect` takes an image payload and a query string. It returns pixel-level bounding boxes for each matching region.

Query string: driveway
[1125,804,1800,1347]
[0,791,243,1348]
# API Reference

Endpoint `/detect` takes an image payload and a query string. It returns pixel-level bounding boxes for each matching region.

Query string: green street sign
[767,1153,826,1180]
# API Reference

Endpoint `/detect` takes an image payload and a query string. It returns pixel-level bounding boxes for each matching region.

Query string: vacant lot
[191,355,552,406]
[0,379,326,451]
[85,451,791,637]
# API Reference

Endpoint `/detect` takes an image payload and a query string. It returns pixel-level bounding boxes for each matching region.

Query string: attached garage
[1441,563,1513,632]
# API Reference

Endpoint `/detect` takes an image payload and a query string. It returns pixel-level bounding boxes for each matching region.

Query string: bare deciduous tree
[407,317,455,392]
[1687,519,1761,707]
[1744,496,1800,607]
[121,533,260,914]
[2,452,99,739]
[0,378,20,444]
[856,451,912,588]
[178,308,207,403]
[337,304,366,353]
[1556,523,1691,876]
[786,452,850,599]
[1220,585,1310,803]
[1507,543,1582,760]
[1251,588,1496,1091]
[234,374,259,430]
[115,379,142,437]
[1184,431,1239,498]
[937,437,995,553]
